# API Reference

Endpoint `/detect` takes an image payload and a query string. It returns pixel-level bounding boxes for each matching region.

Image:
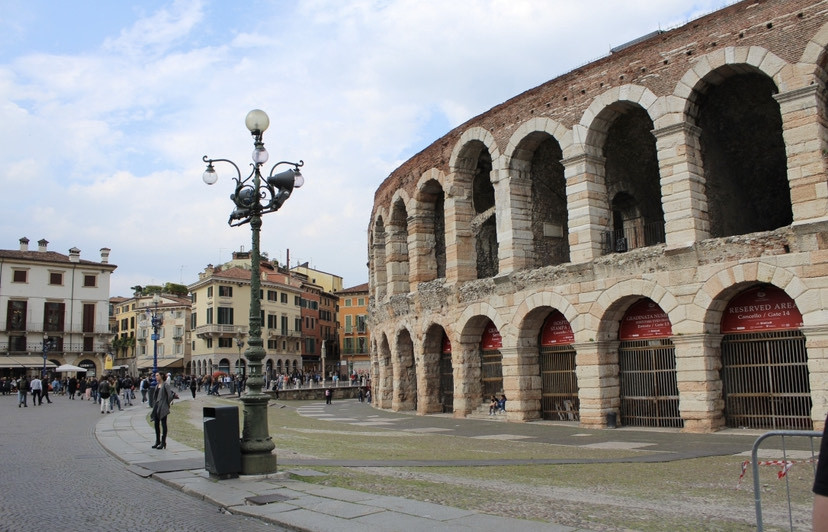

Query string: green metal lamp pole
[202,109,304,475]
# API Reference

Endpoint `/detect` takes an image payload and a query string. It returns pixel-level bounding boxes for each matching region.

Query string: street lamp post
[41,333,54,378]
[145,293,163,407]
[202,109,304,475]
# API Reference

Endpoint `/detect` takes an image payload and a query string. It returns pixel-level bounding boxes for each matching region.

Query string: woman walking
[150,372,175,449]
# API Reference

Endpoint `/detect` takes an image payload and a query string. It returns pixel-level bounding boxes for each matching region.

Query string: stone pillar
[573,341,619,428]
[371,225,387,301]
[494,166,534,274]
[672,334,725,433]
[377,350,393,409]
[407,211,437,289]
[385,220,410,296]
[652,122,710,247]
[391,337,416,412]
[807,325,828,431]
[775,85,828,225]
[444,173,477,283]
[563,153,609,263]
[416,349,442,415]
[500,346,541,422]
[452,343,481,416]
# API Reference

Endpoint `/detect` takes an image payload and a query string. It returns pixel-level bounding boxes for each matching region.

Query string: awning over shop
[0,356,58,369]
[137,357,184,370]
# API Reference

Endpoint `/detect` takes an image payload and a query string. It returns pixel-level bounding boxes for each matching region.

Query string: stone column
[672,334,725,433]
[652,122,710,247]
[452,342,481,417]
[500,346,541,421]
[407,211,437,289]
[563,153,609,263]
[494,166,534,274]
[775,85,828,224]
[573,340,619,428]
[444,173,477,283]
[807,325,828,431]
[384,219,410,296]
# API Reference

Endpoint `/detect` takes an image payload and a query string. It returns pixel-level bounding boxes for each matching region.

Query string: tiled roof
[0,249,114,267]
[340,282,369,293]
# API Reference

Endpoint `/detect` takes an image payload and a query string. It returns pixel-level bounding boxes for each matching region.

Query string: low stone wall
[266,385,363,402]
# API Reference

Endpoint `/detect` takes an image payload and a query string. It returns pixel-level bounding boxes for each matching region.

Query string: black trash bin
[203,406,241,478]
[606,411,617,429]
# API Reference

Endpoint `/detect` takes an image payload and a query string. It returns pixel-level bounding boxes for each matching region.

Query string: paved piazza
[0,393,283,531]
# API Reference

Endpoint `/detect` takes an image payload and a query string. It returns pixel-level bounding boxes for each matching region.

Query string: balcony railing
[601,221,665,255]
[194,325,246,338]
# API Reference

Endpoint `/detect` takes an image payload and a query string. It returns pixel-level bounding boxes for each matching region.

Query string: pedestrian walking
[17,375,29,407]
[67,376,77,399]
[151,372,177,450]
[109,377,122,411]
[98,376,111,413]
[122,376,133,406]
[325,387,332,405]
[189,375,197,399]
[40,378,53,404]
[30,375,42,406]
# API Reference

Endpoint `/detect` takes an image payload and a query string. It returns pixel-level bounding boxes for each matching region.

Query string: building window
[44,302,65,332]
[206,338,213,348]
[358,298,365,306]
[219,286,233,297]
[267,314,278,329]
[295,296,301,306]
[84,274,96,287]
[192,292,197,303]
[344,299,352,307]
[7,300,26,330]
[206,308,213,324]
[295,317,302,332]
[217,307,234,324]
[12,270,27,283]
[268,290,278,301]
[218,338,233,348]
[280,293,288,304]
[49,272,63,285]
[207,287,213,298]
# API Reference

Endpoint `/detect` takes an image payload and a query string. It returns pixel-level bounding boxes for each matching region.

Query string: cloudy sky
[0,0,732,297]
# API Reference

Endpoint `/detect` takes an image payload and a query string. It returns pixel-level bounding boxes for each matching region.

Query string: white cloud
[0,0,733,296]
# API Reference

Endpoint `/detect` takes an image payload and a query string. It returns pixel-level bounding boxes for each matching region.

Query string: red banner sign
[480,320,502,350]
[619,298,672,340]
[540,310,575,345]
[721,286,802,333]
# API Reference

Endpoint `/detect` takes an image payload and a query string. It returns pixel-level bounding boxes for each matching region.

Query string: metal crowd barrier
[752,430,821,531]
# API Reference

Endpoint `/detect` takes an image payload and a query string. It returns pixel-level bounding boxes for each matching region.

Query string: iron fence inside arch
[752,430,821,531]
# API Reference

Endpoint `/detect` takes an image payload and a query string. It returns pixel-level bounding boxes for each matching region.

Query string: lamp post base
[240,450,277,475]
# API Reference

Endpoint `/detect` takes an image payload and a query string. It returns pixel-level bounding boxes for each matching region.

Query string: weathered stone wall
[367,0,828,432]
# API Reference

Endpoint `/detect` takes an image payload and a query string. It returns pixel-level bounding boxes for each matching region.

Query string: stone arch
[505,119,572,269]
[387,192,411,295]
[369,210,388,300]
[693,264,806,334]
[449,127,502,174]
[411,169,448,282]
[578,85,660,155]
[512,291,578,347]
[392,326,416,411]
[420,321,452,414]
[591,280,679,342]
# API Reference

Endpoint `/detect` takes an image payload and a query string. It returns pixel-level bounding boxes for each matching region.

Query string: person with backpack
[17,374,29,407]
[98,376,111,413]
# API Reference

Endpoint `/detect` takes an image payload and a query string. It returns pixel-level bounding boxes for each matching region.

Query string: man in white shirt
[30,376,43,406]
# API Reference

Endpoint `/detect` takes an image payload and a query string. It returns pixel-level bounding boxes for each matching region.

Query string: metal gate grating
[619,338,683,428]
[481,349,503,398]
[440,350,453,413]
[540,345,579,420]
[722,330,811,430]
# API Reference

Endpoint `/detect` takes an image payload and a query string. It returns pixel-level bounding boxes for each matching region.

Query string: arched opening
[602,104,665,254]
[440,332,453,413]
[480,319,503,400]
[539,310,578,420]
[421,324,449,414]
[472,150,498,278]
[528,134,569,266]
[78,359,97,378]
[696,71,791,237]
[388,200,410,295]
[218,358,230,375]
[720,285,810,430]
[618,298,682,428]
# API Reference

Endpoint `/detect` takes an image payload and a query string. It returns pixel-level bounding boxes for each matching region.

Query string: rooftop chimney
[38,239,48,252]
[69,247,80,263]
[19,237,29,251]
[100,247,110,264]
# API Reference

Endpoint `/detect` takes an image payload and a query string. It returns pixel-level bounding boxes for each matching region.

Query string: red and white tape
[736,458,816,489]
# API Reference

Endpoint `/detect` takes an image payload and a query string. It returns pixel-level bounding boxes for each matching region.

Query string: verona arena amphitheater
[367,0,828,433]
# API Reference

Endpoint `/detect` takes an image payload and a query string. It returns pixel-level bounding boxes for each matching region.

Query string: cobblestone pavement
[0,393,284,531]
